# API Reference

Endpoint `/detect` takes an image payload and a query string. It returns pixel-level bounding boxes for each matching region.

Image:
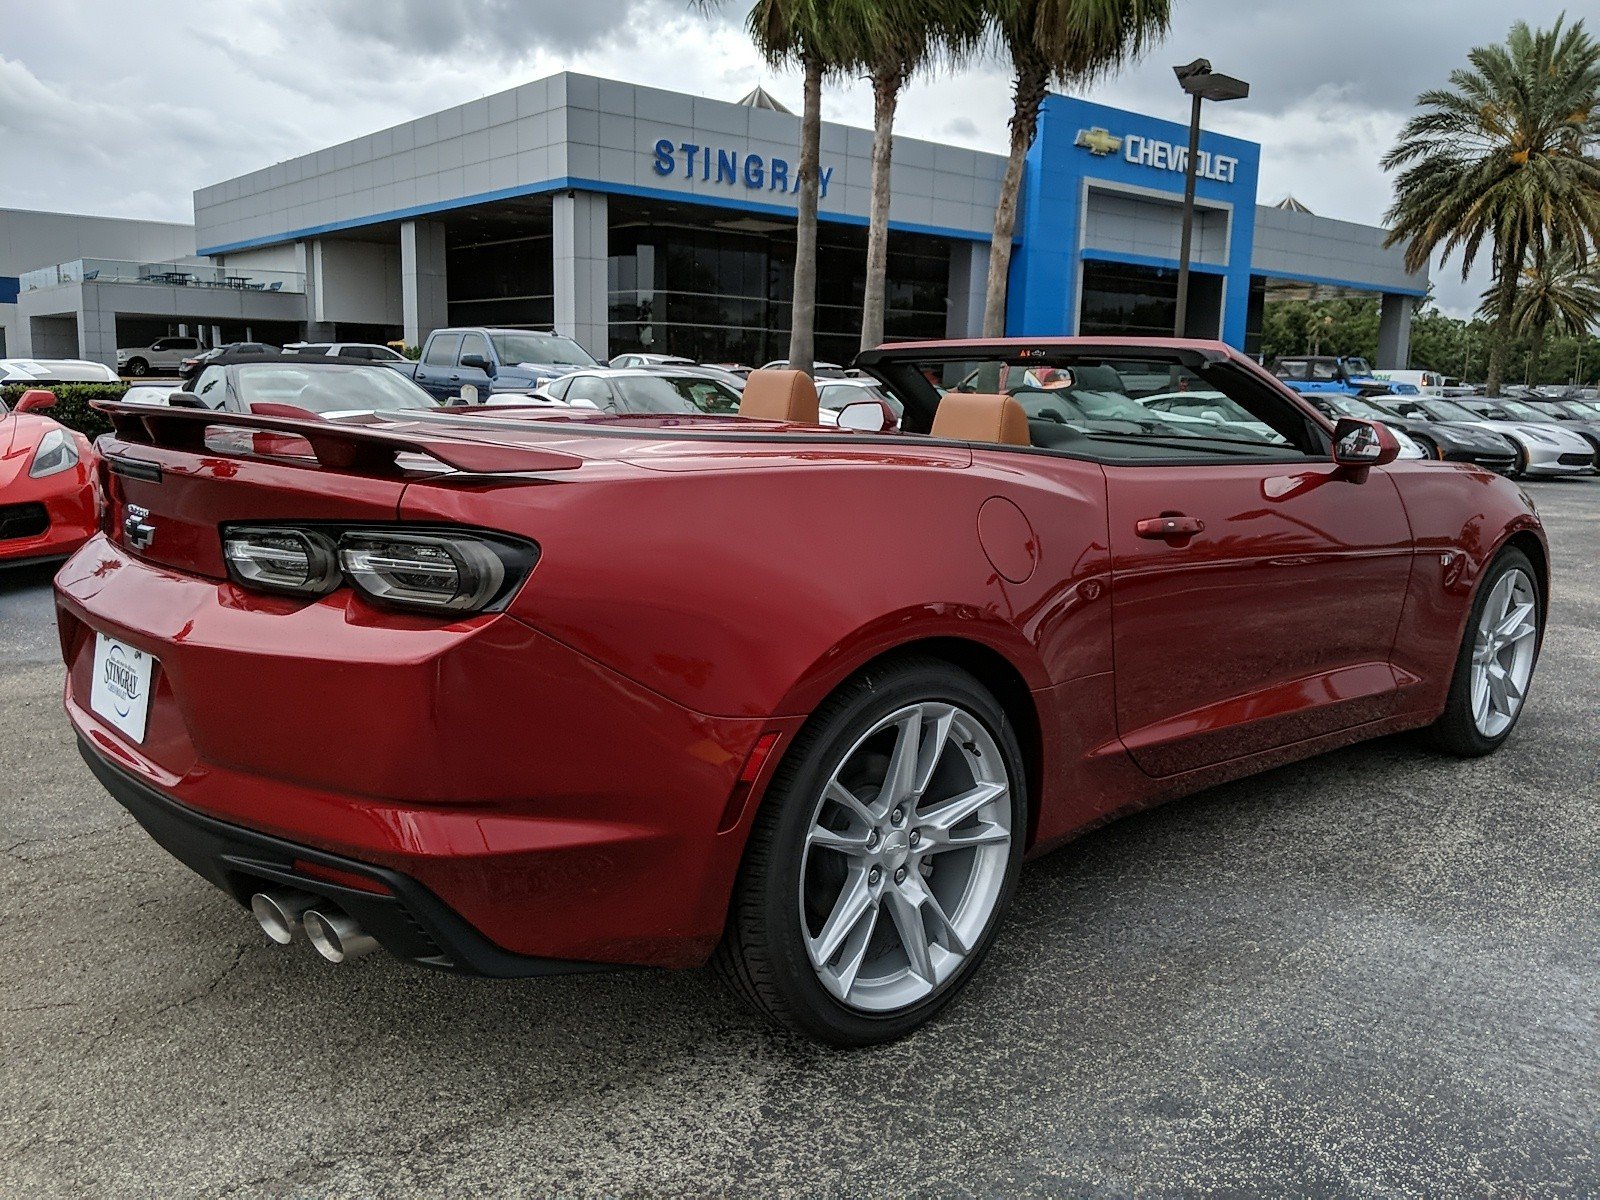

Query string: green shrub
[1,383,127,440]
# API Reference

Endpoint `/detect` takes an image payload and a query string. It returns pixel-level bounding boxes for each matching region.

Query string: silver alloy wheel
[1471,567,1538,738]
[798,702,1012,1013]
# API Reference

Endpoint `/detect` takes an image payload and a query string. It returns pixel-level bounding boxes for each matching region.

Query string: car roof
[204,352,399,369]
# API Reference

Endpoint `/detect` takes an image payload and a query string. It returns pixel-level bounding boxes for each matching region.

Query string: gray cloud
[0,0,1579,315]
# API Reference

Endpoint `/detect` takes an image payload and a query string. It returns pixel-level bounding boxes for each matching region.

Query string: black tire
[1421,546,1542,757]
[1413,435,1442,462]
[126,358,149,378]
[716,656,1027,1046]
[1508,441,1528,479]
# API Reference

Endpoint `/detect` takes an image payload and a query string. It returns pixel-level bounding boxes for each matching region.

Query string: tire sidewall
[755,662,1027,1045]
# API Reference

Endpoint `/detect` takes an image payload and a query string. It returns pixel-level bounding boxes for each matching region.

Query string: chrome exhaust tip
[250,890,316,945]
[303,907,379,964]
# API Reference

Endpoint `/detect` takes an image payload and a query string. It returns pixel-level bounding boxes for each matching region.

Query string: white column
[400,220,449,349]
[553,190,609,361]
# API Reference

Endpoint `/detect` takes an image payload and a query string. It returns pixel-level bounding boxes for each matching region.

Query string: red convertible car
[1,389,98,567]
[55,339,1546,1046]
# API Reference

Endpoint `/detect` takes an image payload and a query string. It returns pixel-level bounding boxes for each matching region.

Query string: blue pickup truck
[1270,355,1397,400]
[395,327,597,401]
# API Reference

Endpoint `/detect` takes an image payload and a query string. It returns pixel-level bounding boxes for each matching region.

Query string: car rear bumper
[57,536,792,969]
[78,737,609,977]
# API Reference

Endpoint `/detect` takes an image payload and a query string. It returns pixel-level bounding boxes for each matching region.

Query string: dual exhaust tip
[250,889,378,963]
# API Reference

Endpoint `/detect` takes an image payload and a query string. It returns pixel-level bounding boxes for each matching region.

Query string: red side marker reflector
[739,732,782,785]
[293,858,392,895]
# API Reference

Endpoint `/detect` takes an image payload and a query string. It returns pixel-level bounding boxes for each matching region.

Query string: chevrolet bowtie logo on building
[1074,127,1122,156]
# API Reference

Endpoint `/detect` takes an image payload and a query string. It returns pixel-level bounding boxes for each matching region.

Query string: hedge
[1,383,128,440]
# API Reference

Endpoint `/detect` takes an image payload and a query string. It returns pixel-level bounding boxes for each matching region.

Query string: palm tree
[1383,18,1600,395]
[980,0,1172,337]
[1493,243,1600,383]
[848,1,985,352]
[746,0,853,374]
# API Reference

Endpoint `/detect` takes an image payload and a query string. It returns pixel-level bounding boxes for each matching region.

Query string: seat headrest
[739,369,820,424]
[930,392,1031,446]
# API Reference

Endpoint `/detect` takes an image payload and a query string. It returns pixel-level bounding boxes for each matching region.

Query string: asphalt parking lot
[1,480,1595,1197]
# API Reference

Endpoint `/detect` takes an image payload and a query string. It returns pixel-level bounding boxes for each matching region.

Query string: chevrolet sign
[1074,127,1122,156]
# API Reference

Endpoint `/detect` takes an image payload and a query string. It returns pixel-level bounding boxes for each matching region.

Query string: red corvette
[56,339,1546,1045]
[1,389,99,567]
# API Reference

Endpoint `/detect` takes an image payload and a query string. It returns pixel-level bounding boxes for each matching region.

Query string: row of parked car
[1267,355,1599,479]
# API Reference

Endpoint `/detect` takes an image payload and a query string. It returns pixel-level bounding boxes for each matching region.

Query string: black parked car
[179,342,280,383]
[1301,394,1519,472]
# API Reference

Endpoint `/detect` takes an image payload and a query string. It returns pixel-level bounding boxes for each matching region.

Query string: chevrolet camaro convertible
[1,389,98,566]
[56,339,1547,1045]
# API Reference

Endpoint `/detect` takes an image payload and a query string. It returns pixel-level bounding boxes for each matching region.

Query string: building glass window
[1078,259,1224,340]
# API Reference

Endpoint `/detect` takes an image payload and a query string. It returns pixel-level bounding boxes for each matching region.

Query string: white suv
[116,336,203,377]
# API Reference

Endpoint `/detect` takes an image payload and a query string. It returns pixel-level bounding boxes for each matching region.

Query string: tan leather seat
[930,392,1031,446]
[738,369,820,424]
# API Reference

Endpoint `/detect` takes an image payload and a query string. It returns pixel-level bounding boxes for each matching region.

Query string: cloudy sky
[0,0,1581,314]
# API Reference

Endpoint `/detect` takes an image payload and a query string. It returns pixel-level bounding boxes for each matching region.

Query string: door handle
[1136,515,1205,539]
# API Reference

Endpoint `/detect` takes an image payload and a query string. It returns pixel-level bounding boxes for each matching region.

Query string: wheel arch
[1500,528,1549,609]
[770,631,1049,850]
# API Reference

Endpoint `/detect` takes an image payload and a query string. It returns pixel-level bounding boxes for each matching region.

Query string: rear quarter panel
[398,442,1115,720]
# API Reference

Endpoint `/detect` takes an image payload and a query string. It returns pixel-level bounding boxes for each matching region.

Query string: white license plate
[89,634,156,744]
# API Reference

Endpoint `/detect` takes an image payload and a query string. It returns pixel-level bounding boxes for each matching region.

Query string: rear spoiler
[92,400,583,475]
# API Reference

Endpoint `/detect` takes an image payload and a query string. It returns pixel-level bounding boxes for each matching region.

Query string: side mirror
[460,354,493,373]
[13,388,57,413]
[835,399,887,432]
[1332,417,1400,473]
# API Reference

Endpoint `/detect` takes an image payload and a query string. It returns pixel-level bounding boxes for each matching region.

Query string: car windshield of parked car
[609,376,702,415]
[1138,390,1285,443]
[1408,399,1483,422]
[232,364,440,413]
[661,375,742,414]
[1275,360,1339,381]
[887,356,1317,459]
[488,332,597,368]
[1491,399,1560,423]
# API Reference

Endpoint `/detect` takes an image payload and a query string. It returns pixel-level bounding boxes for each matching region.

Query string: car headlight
[28,428,81,478]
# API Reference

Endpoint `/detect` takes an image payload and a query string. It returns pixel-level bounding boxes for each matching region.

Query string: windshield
[489,332,596,368]
[1493,399,1557,423]
[1333,396,1401,421]
[611,376,701,414]
[1344,358,1373,376]
[232,363,439,413]
[1415,399,1482,422]
[820,382,904,419]
[658,374,742,415]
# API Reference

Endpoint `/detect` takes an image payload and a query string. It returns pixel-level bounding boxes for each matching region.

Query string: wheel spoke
[1486,665,1510,717]
[1495,601,1535,643]
[809,870,874,969]
[807,824,872,856]
[824,780,876,827]
[881,707,925,809]
[883,887,934,982]
[924,818,1010,854]
[901,872,969,955]
[919,781,1007,837]
[831,904,880,1000]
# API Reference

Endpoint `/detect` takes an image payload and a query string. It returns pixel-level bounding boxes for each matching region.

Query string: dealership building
[11,73,1429,369]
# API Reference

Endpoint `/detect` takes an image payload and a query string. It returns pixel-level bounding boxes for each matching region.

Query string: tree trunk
[1484,247,1521,398]
[788,54,824,374]
[982,54,1048,338]
[860,66,902,353]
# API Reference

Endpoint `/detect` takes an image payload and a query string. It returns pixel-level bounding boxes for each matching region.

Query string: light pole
[1172,58,1249,338]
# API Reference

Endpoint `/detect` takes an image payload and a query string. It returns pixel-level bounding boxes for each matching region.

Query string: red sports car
[55,339,1546,1046]
[1,389,99,567]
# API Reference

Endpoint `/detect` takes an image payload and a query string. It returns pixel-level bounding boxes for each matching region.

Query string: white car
[283,342,407,362]
[816,377,904,428]
[0,359,119,385]
[608,352,696,369]
[116,336,204,377]
[1413,397,1596,477]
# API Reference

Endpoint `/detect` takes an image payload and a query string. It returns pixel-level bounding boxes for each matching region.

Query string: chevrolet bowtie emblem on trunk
[123,505,156,551]
[1075,127,1122,156]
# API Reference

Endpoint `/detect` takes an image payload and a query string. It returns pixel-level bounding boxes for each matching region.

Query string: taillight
[222,527,341,597]
[219,523,537,614]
